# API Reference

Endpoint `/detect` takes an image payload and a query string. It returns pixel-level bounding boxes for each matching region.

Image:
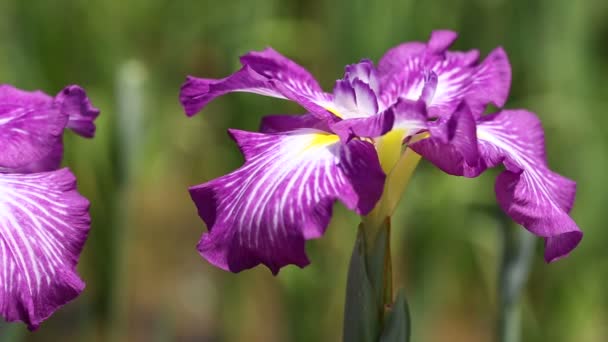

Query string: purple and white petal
[474,110,581,261]
[189,129,385,274]
[410,103,479,175]
[329,60,381,118]
[330,99,427,141]
[343,59,379,94]
[0,85,67,173]
[0,169,90,330]
[55,85,100,138]
[377,31,511,117]
[259,113,329,133]
[180,48,334,120]
[429,47,511,117]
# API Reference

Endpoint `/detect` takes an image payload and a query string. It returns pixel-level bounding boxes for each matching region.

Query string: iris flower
[0,84,99,329]
[180,30,582,274]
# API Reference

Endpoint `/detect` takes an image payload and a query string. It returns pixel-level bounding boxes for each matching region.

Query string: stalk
[497,225,535,342]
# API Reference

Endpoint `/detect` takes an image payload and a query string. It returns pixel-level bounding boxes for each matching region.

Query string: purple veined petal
[377,42,427,79]
[330,99,427,141]
[189,128,385,274]
[55,85,100,138]
[429,47,511,118]
[330,60,381,119]
[474,110,581,261]
[419,70,438,105]
[410,102,479,175]
[332,79,358,115]
[0,85,67,173]
[0,169,90,330]
[377,31,511,118]
[259,113,329,133]
[344,59,379,94]
[179,48,335,120]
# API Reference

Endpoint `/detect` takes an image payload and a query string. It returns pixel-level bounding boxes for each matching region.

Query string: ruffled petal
[325,60,384,120]
[180,48,334,120]
[377,30,511,117]
[0,85,67,173]
[410,103,479,175]
[415,108,581,261]
[343,59,379,93]
[55,85,100,138]
[431,47,511,117]
[189,129,385,274]
[0,169,90,330]
[475,110,581,261]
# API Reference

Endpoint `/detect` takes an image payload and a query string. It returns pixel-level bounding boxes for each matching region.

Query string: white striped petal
[190,128,385,274]
[0,169,90,330]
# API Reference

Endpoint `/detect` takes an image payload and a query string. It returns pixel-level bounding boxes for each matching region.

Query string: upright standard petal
[55,85,100,138]
[0,169,90,330]
[0,85,66,173]
[180,48,334,120]
[190,129,385,274]
[377,30,511,117]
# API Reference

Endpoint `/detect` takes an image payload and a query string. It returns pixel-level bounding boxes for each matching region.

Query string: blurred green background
[1,0,607,341]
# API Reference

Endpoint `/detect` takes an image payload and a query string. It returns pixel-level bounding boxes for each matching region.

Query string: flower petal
[410,102,479,175]
[180,48,334,120]
[431,47,511,117]
[377,31,511,117]
[427,30,458,54]
[259,113,328,133]
[189,129,385,274]
[344,59,379,93]
[416,108,582,261]
[475,110,581,261]
[0,169,90,330]
[0,85,67,173]
[330,99,427,141]
[55,85,100,138]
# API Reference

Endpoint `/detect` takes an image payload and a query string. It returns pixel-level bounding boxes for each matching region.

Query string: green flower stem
[343,145,419,341]
[497,225,535,342]
[343,219,393,342]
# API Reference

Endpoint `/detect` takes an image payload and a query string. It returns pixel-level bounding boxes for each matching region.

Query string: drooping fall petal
[189,128,385,274]
[0,169,90,330]
[414,109,581,261]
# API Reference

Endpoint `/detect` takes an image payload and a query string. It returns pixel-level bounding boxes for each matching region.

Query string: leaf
[379,290,411,342]
[343,227,380,342]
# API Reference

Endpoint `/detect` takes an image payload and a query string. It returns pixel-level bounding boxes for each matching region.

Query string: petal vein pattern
[377,31,510,118]
[475,111,581,261]
[0,169,90,330]
[190,129,384,274]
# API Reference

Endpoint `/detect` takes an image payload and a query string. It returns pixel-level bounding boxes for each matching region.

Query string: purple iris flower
[0,84,99,330]
[180,30,582,274]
